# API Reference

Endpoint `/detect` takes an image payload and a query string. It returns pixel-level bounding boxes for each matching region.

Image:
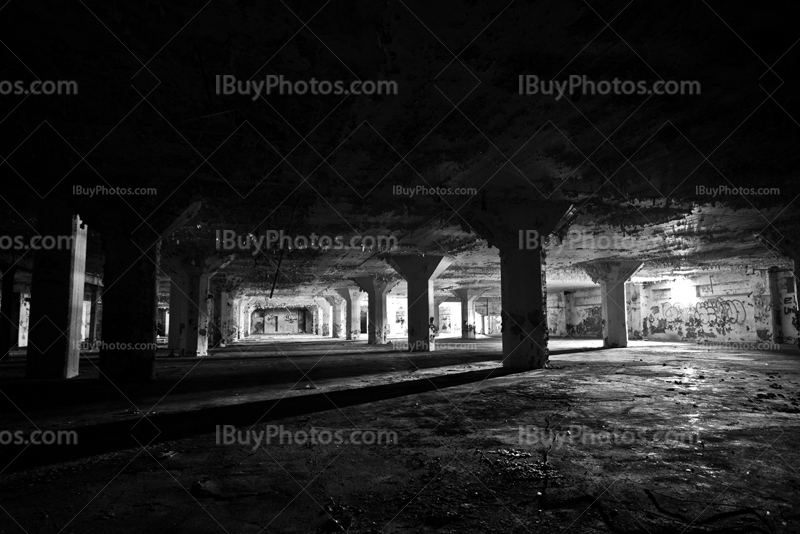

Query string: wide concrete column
[432,295,448,333]
[18,293,30,348]
[353,277,399,344]
[195,273,215,356]
[453,288,485,339]
[97,232,161,381]
[96,201,202,382]
[0,266,19,360]
[464,198,573,369]
[165,255,231,356]
[168,267,191,353]
[26,207,87,379]
[581,260,644,348]
[335,288,362,340]
[313,297,332,337]
[386,255,453,351]
[327,296,344,338]
[87,284,101,346]
[219,290,239,345]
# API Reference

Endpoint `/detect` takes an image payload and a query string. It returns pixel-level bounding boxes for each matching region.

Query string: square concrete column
[627,282,645,340]
[87,284,100,346]
[433,295,448,334]
[335,288,362,340]
[464,198,573,369]
[195,274,215,356]
[97,233,160,381]
[165,255,231,356]
[234,296,243,341]
[26,208,87,379]
[184,270,203,355]
[219,290,239,345]
[499,247,548,368]
[327,296,345,338]
[353,277,399,344]
[453,288,486,339]
[243,301,251,337]
[386,255,453,351]
[18,294,30,348]
[581,260,644,348]
[314,297,333,337]
[310,306,320,334]
[167,266,192,355]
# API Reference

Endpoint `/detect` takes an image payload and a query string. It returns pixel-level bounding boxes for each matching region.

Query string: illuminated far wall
[545,268,798,345]
[250,308,311,334]
[631,271,788,344]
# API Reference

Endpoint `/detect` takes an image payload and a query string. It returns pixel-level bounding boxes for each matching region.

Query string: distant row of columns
[9,197,647,381]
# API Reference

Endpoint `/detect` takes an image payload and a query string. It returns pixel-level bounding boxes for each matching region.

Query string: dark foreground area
[1,340,799,533]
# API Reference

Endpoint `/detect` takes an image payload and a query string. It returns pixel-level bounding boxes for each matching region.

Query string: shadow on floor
[0,366,522,473]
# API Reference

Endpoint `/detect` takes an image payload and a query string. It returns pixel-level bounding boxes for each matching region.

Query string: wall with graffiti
[640,271,771,343]
[545,270,794,345]
[777,270,798,343]
[564,288,603,338]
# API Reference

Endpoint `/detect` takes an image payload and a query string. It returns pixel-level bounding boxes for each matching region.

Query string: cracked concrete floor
[1,341,799,533]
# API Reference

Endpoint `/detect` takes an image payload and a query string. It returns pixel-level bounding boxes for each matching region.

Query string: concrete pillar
[167,267,191,354]
[500,247,548,367]
[26,208,87,379]
[18,294,30,348]
[243,301,251,337]
[328,296,344,338]
[233,295,242,341]
[87,284,100,346]
[353,277,399,344]
[195,274,215,356]
[93,200,202,380]
[219,290,239,345]
[314,297,332,337]
[184,269,203,355]
[627,282,645,340]
[433,295,448,334]
[165,256,230,356]
[97,233,160,381]
[464,198,573,369]
[335,288,362,340]
[386,255,453,351]
[581,260,644,348]
[0,266,19,360]
[453,288,485,339]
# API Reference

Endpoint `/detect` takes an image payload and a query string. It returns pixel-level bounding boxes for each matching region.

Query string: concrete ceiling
[0,1,797,300]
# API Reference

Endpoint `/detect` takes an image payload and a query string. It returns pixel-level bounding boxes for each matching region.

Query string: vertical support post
[581,260,644,348]
[386,255,453,352]
[335,288,362,340]
[453,288,485,340]
[27,209,88,378]
[353,278,399,344]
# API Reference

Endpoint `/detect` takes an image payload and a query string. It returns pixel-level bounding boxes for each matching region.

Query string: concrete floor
[0,339,798,532]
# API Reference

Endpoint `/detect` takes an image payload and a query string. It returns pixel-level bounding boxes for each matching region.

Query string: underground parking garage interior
[1,1,800,533]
